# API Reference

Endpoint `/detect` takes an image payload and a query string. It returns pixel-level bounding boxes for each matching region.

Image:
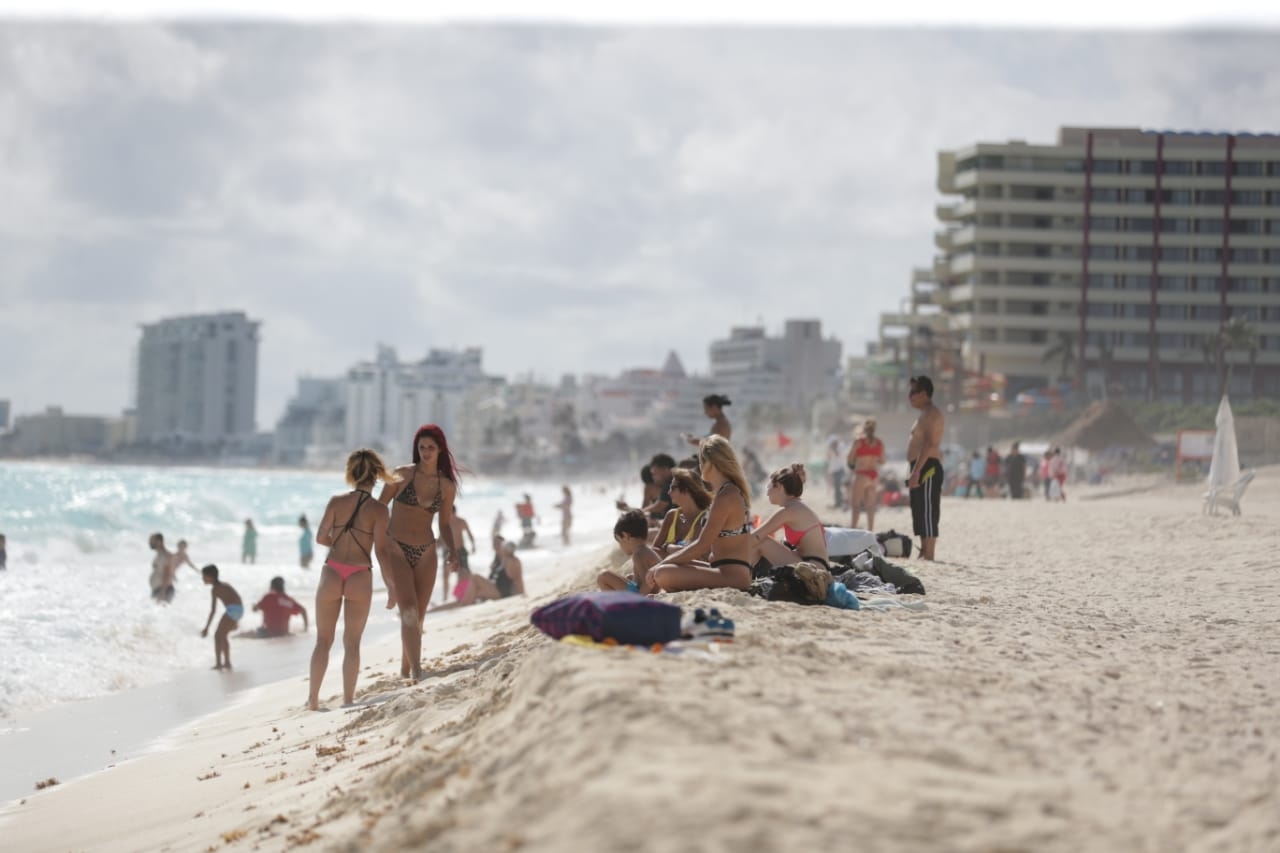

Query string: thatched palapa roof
[1054,401,1154,451]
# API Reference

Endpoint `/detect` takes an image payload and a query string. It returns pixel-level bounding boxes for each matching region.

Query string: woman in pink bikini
[752,463,831,570]
[846,418,886,531]
[378,424,463,681]
[308,448,396,710]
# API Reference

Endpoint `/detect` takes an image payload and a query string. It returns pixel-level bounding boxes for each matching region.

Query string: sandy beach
[3,468,1279,852]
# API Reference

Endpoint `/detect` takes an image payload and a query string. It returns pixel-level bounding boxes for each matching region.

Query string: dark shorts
[909,458,942,538]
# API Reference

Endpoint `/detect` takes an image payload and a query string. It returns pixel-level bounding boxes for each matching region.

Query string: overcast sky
[2,7,1279,426]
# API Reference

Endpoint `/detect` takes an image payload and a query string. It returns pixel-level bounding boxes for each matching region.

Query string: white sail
[1206,395,1240,493]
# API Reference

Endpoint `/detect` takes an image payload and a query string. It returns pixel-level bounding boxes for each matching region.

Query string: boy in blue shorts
[201,565,244,671]
[596,510,661,593]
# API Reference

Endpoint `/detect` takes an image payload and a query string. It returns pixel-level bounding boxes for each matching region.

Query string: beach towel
[531,591,683,646]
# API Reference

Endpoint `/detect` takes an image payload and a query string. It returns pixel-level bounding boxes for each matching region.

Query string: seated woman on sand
[751,463,831,570]
[428,562,503,612]
[651,469,712,557]
[644,435,754,594]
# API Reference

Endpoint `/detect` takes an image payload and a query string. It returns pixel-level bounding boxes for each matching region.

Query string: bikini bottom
[326,560,371,582]
[710,558,753,570]
[395,538,434,568]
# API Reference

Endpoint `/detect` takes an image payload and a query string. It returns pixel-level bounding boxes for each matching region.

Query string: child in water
[201,565,244,671]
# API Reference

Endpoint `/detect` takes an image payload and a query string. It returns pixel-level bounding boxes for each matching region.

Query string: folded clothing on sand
[531,591,683,646]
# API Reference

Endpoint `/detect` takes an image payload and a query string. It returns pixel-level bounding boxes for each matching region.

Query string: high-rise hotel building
[135,311,260,446]
[901,127,1280,402]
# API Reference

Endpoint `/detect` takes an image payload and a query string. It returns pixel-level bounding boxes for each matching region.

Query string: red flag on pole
[777,431,792,449]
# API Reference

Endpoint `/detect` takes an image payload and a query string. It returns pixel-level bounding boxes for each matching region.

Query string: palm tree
[1218,317,1259,398]
[1041,331,1077,385]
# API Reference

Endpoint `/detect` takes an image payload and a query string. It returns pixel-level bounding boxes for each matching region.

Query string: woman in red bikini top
[308,448,395,711]
[847,418,886,531]
[752,463,831,570]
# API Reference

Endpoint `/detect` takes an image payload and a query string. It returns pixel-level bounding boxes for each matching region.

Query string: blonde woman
[651,468,712,557]
[847,418,886,530]
[378,424,462,682]
[308,448,396,711]
[752,464,830,570]
[647,435,754,593]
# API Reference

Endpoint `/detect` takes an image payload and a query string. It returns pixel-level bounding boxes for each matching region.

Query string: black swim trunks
[909,458,942,539]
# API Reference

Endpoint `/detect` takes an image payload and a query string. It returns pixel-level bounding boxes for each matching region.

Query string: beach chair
[1203,469,1257,517]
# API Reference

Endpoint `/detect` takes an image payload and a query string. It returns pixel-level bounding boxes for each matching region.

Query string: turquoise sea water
[0,461,620,719]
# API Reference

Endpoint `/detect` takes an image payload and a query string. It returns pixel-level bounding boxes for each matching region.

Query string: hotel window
[1197,219,1225,235]
[1193,276,1221,292]
[1230,219,1263,235]
[1192,305,1223,321]
[1126,217,1154,232]
[1193,247,1221,262]
[1124,275,1152,290]
[1088,245,1119,260]
[1092,159,1123,173]
[1091,187,1121,202]
[1231,306,1260,321]
[1165,189,1193,204]
[1086,303,1115,317]
[1228,277,1260,293]
[1134,160,1159,175]
[1062,159,1085,173]
[1197,161,1227,176]
[1164,160,1194,175]
[1158,334,1191,348]
[1232,190,1265,205]
[1089,216,1119,231]
[1230,248,1260,262]
[1160,218,1191,234]
[1232,161,1265,176]
[1196,190,1225,205]
[1160,246,1190,261]
[1159,276,1189,292]
[1088,274,1118,289]
[1123,246,1154,260]
[1158,304,1189,319]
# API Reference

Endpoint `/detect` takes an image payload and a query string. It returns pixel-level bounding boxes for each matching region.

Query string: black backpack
[876,529,913,559]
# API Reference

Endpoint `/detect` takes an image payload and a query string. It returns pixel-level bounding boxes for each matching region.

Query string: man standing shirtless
[906,375,945,561]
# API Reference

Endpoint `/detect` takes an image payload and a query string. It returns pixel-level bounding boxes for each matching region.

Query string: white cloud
[1,24,1278,425]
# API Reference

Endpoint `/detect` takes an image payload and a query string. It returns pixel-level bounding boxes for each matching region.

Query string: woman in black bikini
[647,435,754,593]
[378,424,462,681]
[308,448,395,710]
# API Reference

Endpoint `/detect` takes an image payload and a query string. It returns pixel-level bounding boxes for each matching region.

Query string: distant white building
[134,311,260,447]
[708,319,842,417]
[344,345,502,463]
[274,377,346,467]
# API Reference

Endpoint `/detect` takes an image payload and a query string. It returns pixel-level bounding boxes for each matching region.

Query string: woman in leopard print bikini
[379,424,462,681]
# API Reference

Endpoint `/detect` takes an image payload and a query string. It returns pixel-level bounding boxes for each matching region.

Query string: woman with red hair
[378,424,462,681]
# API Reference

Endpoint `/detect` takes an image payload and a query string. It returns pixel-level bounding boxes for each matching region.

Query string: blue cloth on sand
[825,582,860,610]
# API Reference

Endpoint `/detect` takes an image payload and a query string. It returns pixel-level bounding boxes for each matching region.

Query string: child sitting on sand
[250,576,309,637]
[597,509,661,592]
[201,565,244,671]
